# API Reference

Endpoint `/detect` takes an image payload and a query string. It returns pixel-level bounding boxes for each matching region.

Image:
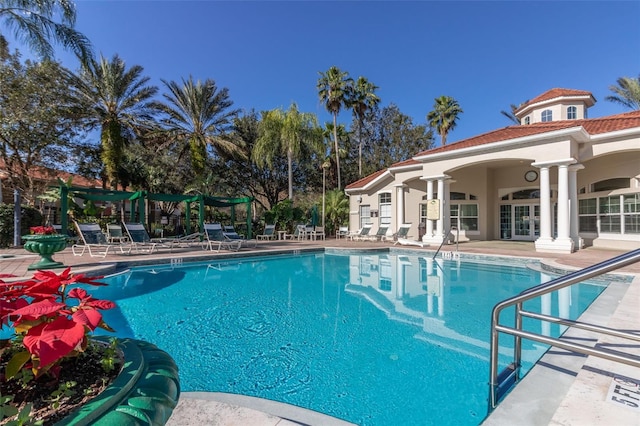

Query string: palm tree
[155,76,241,176]
[501,104,521,125]
[324,189,349,236]
[253,103,321,200]
[0,0,92,63]
[605,75,640,111]
[427,95,463,146]
[68,54,158,189]
[317,66,353,190]
[321,122,349,188]
[349,76,380,177]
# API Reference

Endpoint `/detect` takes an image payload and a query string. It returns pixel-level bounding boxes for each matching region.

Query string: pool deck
[1,238,639,425]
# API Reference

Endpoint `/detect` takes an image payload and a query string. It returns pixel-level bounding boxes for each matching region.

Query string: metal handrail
[432,226,458,260]
[488,248,640,410]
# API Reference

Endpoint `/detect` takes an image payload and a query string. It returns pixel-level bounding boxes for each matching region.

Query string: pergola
[58,186,254,238]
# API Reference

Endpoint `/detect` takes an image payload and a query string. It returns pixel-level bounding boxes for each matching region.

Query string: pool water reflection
[95,252,605,426]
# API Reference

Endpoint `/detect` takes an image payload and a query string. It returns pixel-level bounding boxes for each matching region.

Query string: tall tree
[67,54,158,189]
[349,76,380,177]
[221,111,289,210]
[363,104,434,175]
[321,122,350,189]
[253,103,321,200]
[0,47,83,205]
[317,66,353,190]
[0,0,92,63]
[605,74,640,110]
[155,75,241,176]
[427,95,463,146]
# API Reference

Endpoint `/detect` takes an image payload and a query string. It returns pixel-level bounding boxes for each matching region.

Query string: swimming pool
[94,251,606,425]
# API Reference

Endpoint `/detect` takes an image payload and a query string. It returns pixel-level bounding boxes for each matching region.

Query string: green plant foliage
[0,204,43,248]
[324,189,349,235]
[263,199,305,233]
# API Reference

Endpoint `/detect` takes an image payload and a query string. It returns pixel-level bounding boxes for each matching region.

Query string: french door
[513,204,540,240]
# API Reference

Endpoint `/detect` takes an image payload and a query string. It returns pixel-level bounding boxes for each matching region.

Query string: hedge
[0,204,43,248]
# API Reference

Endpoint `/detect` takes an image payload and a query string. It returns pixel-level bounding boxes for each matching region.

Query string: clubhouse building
[345,88,640,253]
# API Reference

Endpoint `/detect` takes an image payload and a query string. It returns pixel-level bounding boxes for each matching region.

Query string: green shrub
[0,204,44,248]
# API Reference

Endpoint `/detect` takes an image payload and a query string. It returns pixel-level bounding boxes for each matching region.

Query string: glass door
[512,205,539,240]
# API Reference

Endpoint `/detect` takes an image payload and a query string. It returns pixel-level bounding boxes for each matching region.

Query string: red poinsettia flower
[0,268,116,377]
[29,226,57,235]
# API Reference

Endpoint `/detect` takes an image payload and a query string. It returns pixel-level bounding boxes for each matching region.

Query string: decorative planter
[21,234,67,270]
[56,338,180,426]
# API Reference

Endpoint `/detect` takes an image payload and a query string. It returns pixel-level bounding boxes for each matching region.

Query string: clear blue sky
[5,1,640,145]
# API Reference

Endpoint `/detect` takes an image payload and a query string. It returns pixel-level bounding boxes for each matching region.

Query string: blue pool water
[92,252,606,425]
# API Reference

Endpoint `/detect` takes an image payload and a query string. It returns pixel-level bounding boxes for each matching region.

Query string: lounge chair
[166,232,202,251]
[257,224,276,240]
[106,224,128,243]
[350,224,373,241]
[365,225,389,241]
[123,223,165,253]
[224,225,258,248]
[72,222,130,257]
[393,223,428,247]
[203,223,242,252]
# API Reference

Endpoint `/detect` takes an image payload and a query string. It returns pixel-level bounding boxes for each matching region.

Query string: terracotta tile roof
[347,109,640,190]
[515,88,595,114]
[0,159,101,188]
[345,168,387,190]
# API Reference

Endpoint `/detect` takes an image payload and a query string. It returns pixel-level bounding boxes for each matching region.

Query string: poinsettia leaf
[26,317,86,368]
[68,288,89,301]
[97,319,115,332]
[31,270,59,281]
[6,350,31,379]
[23,279,63,298]
[0,273,17,278]
[87,299,116,310]
[7,299,65,319]
[70,274,107,286]
[72,308,102,331]
[13,318,44,334]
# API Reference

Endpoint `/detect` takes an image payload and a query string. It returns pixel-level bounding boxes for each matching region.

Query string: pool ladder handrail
[432,226,459,260]
[488,247,640,410]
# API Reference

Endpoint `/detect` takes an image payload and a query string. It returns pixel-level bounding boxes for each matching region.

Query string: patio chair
[72,222,130,257]
[123,223,166,254]
[312,226,326,240]
[283,224,305,240]
[224,225,258,248]
[365,225,389,242]
[203,223,242,252]
[336,226,349,239]
[106,224,128,244]
[350,224,373,241]
[257,224,277,240]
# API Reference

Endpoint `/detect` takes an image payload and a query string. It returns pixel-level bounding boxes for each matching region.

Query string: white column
[436,178,445,239]
[538,166,552,241]
[534,158,577,253]
[426,179,434,237]
[394,184,405,232]
[557,164,570,240]
[569,164,584,249]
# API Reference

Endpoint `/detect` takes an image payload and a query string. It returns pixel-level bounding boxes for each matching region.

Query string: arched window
[592,178,630,192]
[541,109,553,122]
[567,106,577,119]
